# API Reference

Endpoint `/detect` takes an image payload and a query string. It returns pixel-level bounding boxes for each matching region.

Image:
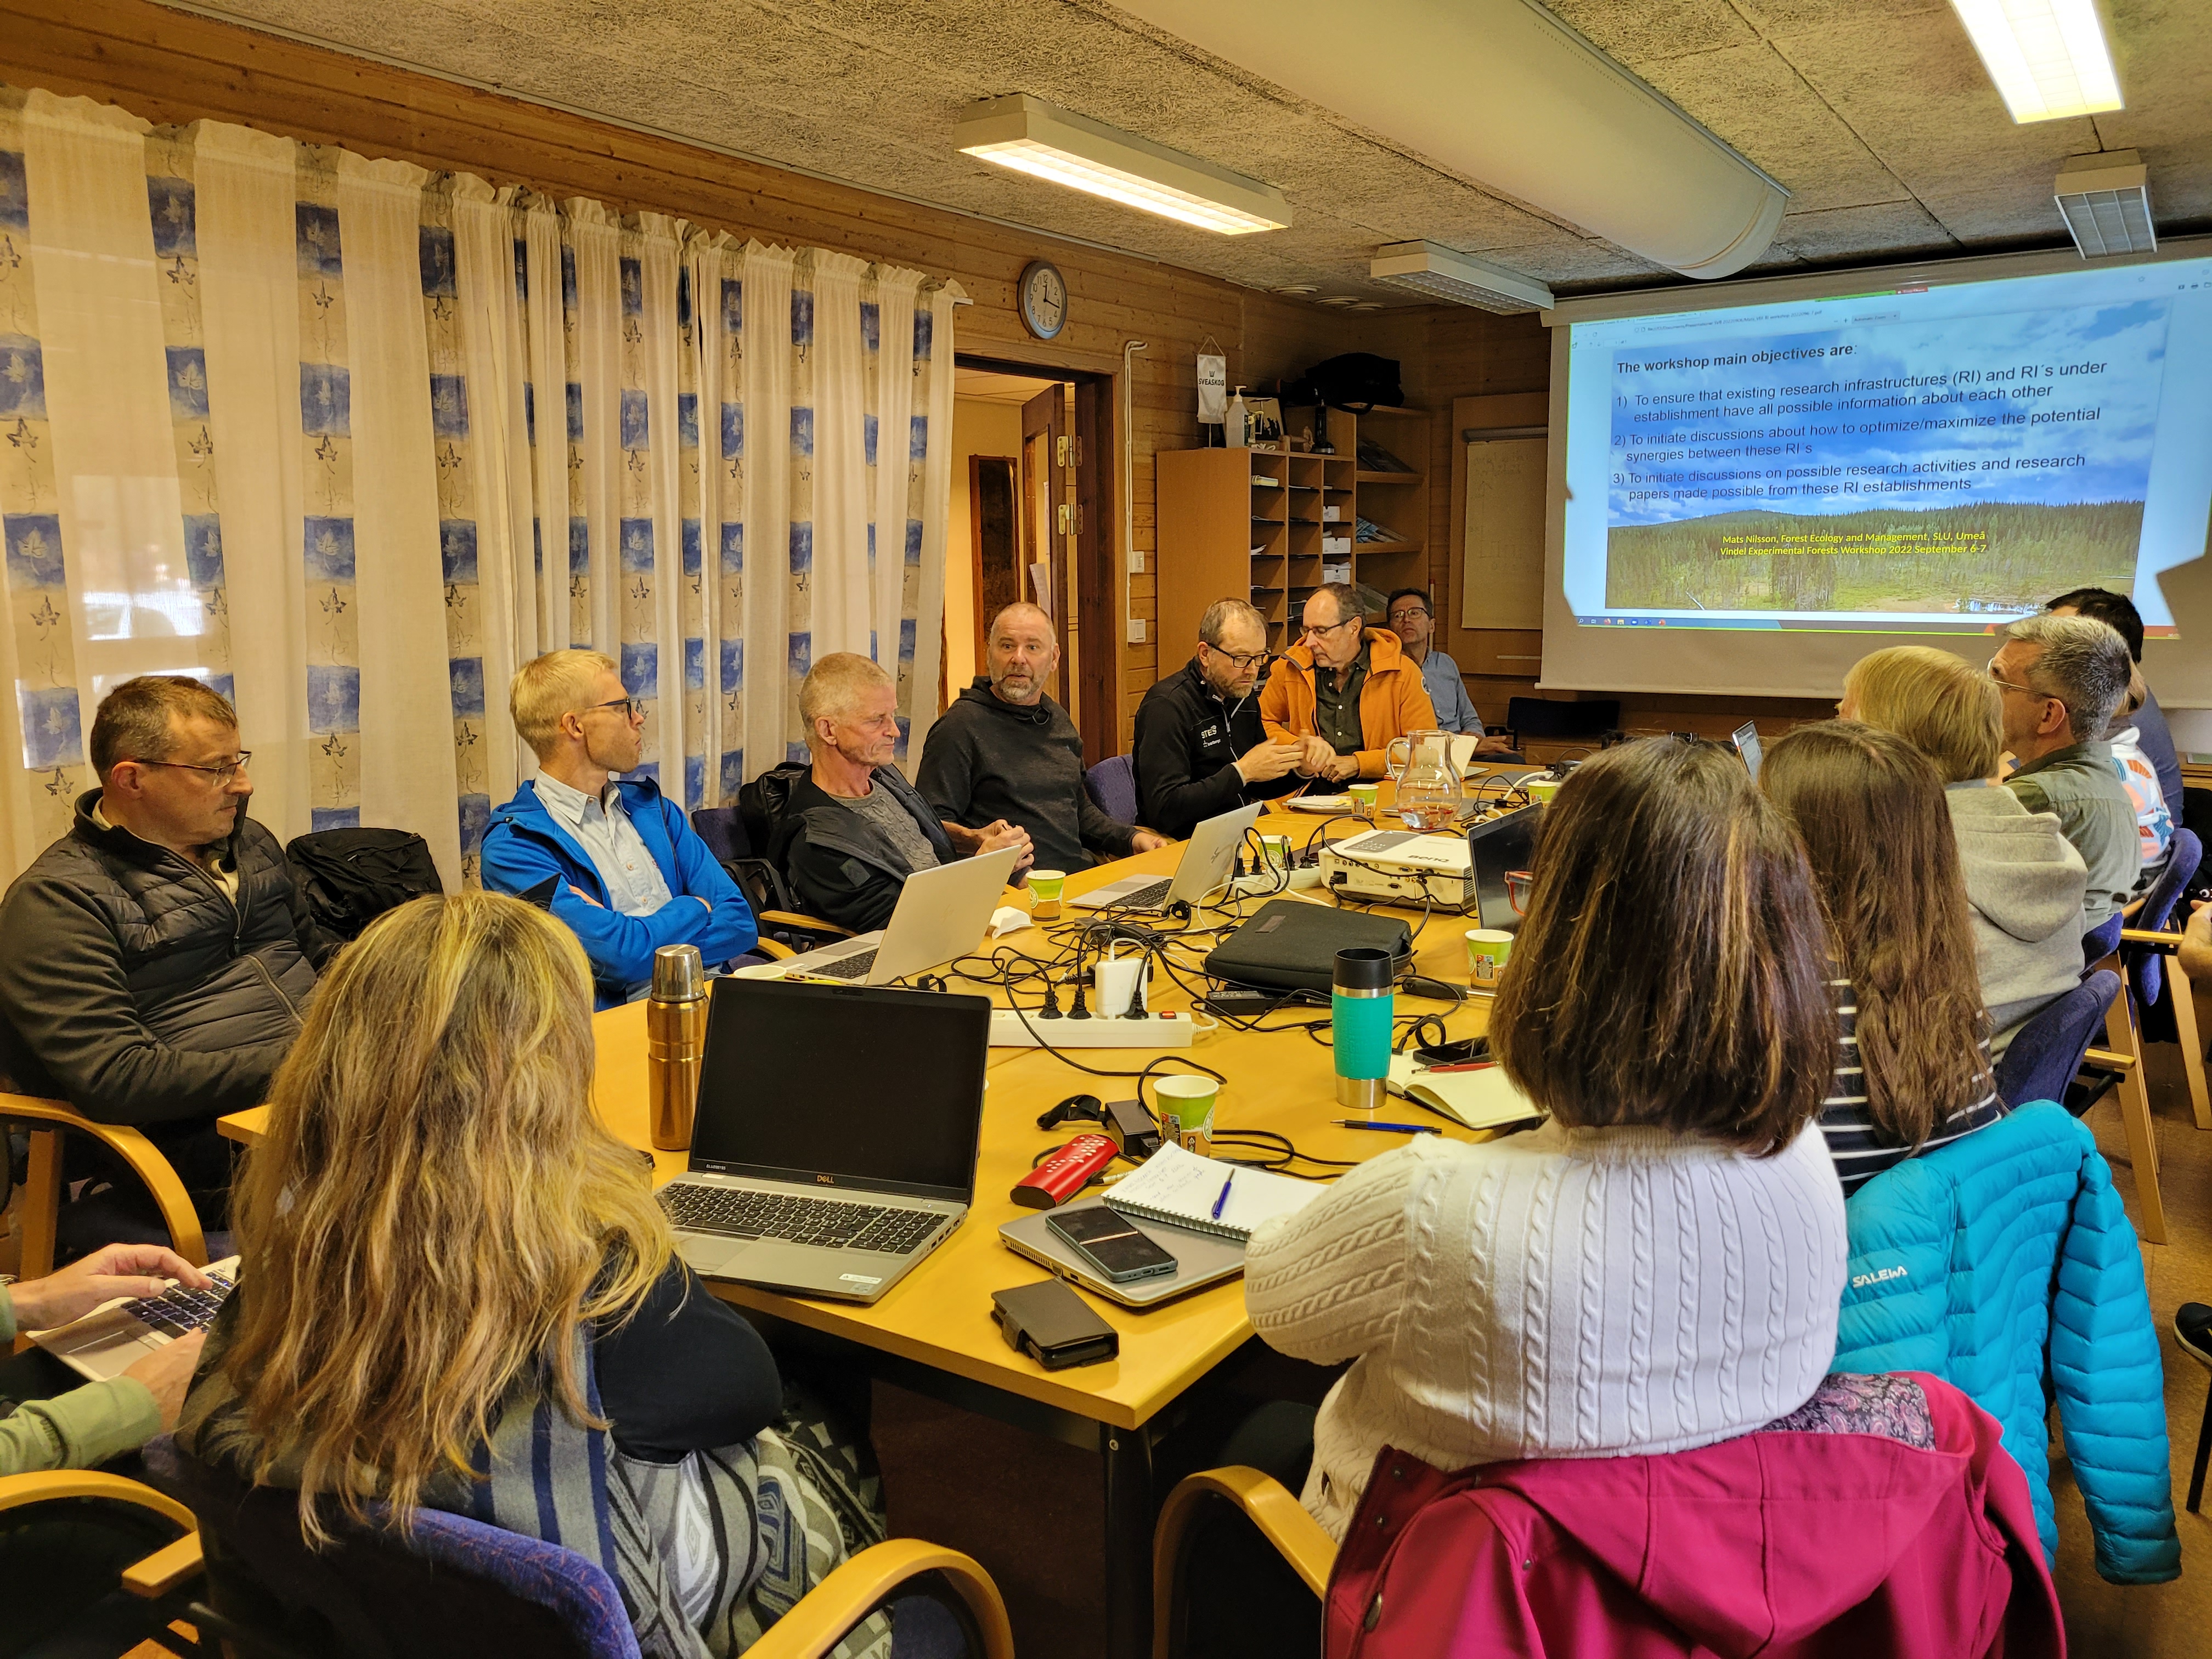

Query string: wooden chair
[3,1091,206,1350]
[0,1467,209,1650]
[1150,1466,1335,1659]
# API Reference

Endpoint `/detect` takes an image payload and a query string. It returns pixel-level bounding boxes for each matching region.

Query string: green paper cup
[1258,833,1294,872]
[1154,1074,1220,1155]
[1028,868,1066,918]
[1346,782,1379,816]
[1524,777,1562,804]
[1466,928,1515,989]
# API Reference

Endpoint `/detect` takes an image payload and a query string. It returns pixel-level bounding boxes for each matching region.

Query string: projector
[1321,829,1476,912]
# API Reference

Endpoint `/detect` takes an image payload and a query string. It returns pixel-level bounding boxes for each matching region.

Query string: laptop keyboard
[134,1266,236,1338]
[1098,878,1172,911]
[808,948,878,981]
[661,1185,942,1255]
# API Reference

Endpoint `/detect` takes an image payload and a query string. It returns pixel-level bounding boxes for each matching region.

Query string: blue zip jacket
[1833,1100,2177,1583]
[479,776,757,1010]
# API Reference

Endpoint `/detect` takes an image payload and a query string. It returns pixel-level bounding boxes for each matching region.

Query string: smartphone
[1045,1206,1179,1284]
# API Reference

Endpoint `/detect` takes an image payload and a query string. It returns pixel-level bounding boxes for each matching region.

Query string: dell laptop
[1731,720,1764,781]
[31,1257,239,1381]
[1071,802,1262,914]
[735,844,1020,984]
[658,977,991,1302]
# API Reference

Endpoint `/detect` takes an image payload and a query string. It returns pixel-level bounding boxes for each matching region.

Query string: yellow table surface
[219,782,1515,1431]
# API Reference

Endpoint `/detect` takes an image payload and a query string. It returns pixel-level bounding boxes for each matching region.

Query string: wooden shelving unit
[1155,410,1428,659]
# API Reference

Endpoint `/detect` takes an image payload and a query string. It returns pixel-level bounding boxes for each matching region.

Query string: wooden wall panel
[0,0,1370,753]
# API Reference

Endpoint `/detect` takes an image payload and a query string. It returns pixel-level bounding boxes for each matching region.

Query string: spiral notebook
[1103,1142,1322,1242]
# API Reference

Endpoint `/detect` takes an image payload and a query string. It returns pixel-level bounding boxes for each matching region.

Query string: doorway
[948,359,1117,764]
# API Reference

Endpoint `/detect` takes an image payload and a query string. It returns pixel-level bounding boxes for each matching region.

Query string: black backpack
[736,761,810,864]
[286,827,445,940]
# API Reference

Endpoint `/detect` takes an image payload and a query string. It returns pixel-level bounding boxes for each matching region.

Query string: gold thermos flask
[646,944,709,1151]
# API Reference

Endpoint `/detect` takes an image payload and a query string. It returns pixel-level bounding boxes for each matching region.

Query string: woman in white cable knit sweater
[1245,736,1851,1543]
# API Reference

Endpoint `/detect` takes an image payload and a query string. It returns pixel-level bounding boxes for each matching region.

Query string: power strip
[989,1009,1195,1048]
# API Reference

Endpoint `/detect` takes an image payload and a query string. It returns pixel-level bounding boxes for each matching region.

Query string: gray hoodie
[1946,781,2088,1052]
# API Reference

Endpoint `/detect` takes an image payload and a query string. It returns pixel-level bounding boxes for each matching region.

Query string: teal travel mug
[1332,946,1395,1111]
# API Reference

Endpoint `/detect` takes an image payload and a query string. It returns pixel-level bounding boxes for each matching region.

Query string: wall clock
[1018,259,1068,340]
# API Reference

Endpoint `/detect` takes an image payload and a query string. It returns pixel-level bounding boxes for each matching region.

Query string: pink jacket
[1324,1373,2063,1659]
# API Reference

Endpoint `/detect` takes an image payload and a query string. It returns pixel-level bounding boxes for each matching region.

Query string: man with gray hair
[1131,597,1302,840]
[775,652,1031,933]
[1990,613,2141,928]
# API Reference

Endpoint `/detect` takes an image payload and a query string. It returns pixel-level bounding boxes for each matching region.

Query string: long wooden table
[219,785,1513,1657]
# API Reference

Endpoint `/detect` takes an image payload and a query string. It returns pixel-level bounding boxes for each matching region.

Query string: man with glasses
[0,675,339,1228]
[1258,583,1437,783]
[1989,613,2141,929]
[1384,587,1514,753]
[1131,597,1303,840]
[775,652,1032,932]
[481,650,756,1007]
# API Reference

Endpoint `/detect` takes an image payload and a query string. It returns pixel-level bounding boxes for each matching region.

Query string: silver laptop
[31,1256,240,1381]
[736,844,1020,984]
[998,1202,1246,1308]
[1071,802,1262,914]
[659,978,992,1302]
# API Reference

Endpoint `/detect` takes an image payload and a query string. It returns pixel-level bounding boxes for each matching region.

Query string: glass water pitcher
[1389,730,1464,830]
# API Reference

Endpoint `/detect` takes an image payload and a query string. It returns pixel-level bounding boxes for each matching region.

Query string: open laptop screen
[690,978,991,1201]
[1731,720,1763,781]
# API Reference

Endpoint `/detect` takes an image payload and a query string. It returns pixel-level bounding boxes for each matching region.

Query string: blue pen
[1334,1119,1444,1136]
[1210,1170,1235,1220]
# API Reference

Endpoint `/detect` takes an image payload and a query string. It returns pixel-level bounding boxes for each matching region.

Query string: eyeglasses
[128,752,252,785]
[1204,645,1270,670]
[577,697,642,720]
[1985,663,2050,701]
[1299,616,1362,641]
[1387,607,1430,624]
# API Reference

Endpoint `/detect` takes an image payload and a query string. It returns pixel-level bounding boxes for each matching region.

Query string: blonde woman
[178,892,887,1659]
[1841,645,2086,1052]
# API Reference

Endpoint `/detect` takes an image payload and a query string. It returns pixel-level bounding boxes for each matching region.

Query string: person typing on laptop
[1132,598,1302,843]
[1,1244,209,1474]
[775,653,1032,934]
[481,650,757,1008]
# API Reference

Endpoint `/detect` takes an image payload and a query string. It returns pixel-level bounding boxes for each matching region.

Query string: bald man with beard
[917,603,1170,873]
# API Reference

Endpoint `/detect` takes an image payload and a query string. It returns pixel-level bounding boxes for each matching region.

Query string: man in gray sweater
[919,604,1169,874]
[1991,614,2141,929]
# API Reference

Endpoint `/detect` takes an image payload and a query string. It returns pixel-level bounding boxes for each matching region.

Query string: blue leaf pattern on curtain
[0,85,960,881]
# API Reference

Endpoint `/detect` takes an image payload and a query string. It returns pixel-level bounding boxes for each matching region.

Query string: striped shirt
[1820,978,2005,1197]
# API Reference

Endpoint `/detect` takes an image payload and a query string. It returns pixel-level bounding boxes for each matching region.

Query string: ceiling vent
[2055,151,2154,257]
[1369,242,1554,313]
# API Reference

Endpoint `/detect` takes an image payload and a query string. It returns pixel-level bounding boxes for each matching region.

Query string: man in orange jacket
[1259,582,1438,782]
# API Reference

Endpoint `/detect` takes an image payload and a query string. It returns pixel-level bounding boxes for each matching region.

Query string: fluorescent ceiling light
[2055,151,2154,256]
[956,94,1290,235]
[1949,0,2123,122]
[1369,242,1554,314]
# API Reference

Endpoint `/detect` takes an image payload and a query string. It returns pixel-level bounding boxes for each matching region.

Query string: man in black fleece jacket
[1133,597,1302,840]
[918,603,1170,873]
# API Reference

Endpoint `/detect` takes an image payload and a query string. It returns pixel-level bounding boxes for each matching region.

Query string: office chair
[145,1435,1015,1659]
[1084,754,1140,825]
[2178,1303,2211,1515]
[0,1466,207,1654]
[1151,1466,1334,1659]
[689,805,855,958]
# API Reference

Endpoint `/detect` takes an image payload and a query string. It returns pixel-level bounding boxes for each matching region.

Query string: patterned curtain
[0,86,958,885]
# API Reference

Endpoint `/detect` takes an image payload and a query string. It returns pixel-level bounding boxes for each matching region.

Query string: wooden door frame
[1018,385,1071,712]
[960,352,1120,765]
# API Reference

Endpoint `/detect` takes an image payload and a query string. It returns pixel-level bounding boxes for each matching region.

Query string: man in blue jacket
[480,650,755,1008]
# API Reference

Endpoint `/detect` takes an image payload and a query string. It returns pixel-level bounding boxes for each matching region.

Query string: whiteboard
[1460,437,1547,631]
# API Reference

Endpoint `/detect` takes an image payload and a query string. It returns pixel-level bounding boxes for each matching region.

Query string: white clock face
[1024,263,1066,337]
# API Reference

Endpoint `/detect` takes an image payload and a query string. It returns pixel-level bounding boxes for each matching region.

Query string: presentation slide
[1556,253,2212,640]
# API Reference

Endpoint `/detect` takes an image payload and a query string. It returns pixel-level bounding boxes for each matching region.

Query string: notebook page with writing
[1103,1142,1322,1241]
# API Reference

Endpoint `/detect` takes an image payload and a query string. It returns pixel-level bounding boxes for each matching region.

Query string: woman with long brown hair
[177,891,887,1659]
[1762,719,2005,1195]
[1244,737,1848,1548]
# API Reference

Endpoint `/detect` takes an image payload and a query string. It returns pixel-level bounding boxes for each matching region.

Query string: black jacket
[771,766,957,935]
[1132,657,1299,841]
[0,792,339,1126]
[916,680,1135,874]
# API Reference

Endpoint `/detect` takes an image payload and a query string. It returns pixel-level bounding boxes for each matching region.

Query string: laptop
[998,1201,1246,1308]
[31,1256,240,1381]
[1467,804,1542,933]
[1731,720,1764,781]
[735,844,1020,984]
[658,977,992,1302]
[1070,802,1262,913]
